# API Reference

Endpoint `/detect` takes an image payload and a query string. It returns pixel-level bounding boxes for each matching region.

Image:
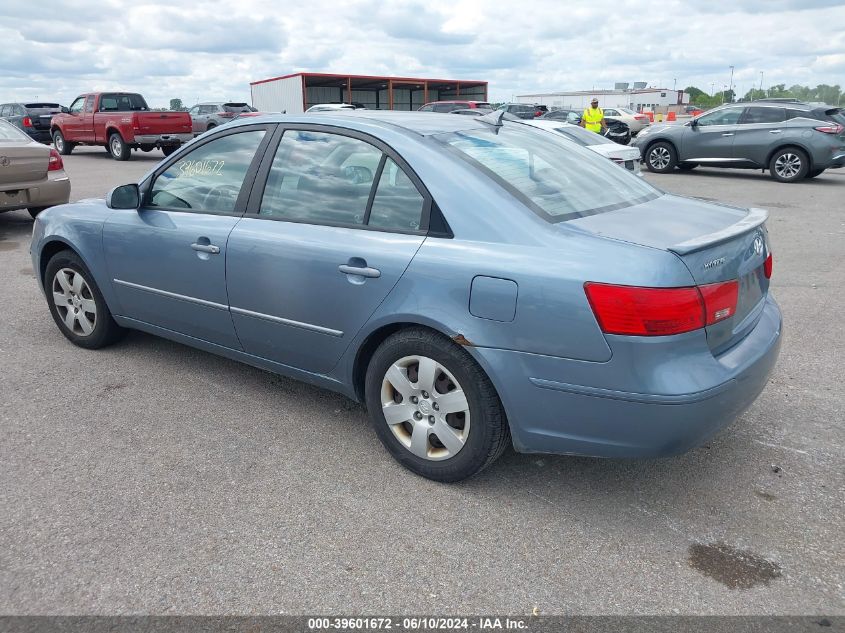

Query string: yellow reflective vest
[582,107,604,132]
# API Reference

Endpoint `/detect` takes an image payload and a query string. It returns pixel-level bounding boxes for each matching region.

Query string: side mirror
[106,183,140,209]
[61,106,69,114]
[689,118,699,128]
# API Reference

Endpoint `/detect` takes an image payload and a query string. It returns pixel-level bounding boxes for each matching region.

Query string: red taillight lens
[22,116,33,127]
[699,280,739,325]
[219,112,236,118]
[764,253,773,279]
[814,123,844,134]
[48,148,63,171]
[584,283,705,336]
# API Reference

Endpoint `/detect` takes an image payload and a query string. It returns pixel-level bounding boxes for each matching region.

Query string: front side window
[604,109,619,116]
[419,105,434,112]
[149,130,265,214]
[437,124,659,222]
[259,130,381,225]
[69,97,84,114]
[697,108,743,126]
[188,106,200,115]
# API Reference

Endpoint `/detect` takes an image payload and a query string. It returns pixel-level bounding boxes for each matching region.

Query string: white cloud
[0,0,842,107]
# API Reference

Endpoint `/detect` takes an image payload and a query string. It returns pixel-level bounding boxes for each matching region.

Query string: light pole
[729,66,734,102]
[759,71,764,96]
[710,82,715,97]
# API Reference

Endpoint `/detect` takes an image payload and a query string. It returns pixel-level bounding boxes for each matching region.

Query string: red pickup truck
[51,92,193,161]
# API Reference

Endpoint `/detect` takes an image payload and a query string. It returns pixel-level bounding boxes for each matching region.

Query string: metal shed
[250,72,488,114]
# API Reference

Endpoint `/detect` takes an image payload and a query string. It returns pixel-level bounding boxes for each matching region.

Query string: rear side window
[368,158,425,231]
[259,130,381,225]
[149,130,266,214]
[741,107,786,124]
[433,103,458,113]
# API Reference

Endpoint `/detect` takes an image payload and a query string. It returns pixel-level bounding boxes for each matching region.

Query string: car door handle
[338,264,381,278]
[769,129,783,134]
[721,132,734,137]
[191,243,220,254]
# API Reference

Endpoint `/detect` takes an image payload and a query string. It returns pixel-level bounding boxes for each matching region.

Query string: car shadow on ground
[657,167,844,184]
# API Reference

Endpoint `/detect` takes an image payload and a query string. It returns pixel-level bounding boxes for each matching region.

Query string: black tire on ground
[161,145,179,157]
[44,250,125,349]
[28,207,48,219]
[678,163,698,171]
[644,141,678,173]
[805,168,825,179]
[206,123,216,131]
[108,132,131,161]
[364,328,510,482]
[52,130,74,155]
[769,147,809,183]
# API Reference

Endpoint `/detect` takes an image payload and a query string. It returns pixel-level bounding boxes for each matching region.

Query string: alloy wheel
[380,355,470,461]
[110,136,123,157]
[649,146,671,170]
[52,268,97,336]
[775,153,802,180]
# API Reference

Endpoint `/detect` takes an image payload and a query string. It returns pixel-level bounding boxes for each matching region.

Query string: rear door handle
[191,243,220,254]
[769,129,783,134]
[338,264,381,278]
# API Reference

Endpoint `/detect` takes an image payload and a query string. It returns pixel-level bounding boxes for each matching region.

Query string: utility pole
[710,82,715,97]
[673,78,677,92]
[729,66,734,102]
[759,71,764,96]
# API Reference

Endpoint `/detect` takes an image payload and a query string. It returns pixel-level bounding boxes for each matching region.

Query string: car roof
[228,110,496,136]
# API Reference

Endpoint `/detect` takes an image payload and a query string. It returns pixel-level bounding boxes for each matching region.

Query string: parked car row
[188,102,257,135]
[633,100,845,182]
[30,110,782,481]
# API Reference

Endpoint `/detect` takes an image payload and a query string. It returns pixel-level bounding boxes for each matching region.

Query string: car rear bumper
[472,295,782,458]
[0,170,70,213]
[132,133,192,146]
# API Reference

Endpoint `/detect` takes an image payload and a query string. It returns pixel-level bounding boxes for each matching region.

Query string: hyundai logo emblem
[0,156,10,168]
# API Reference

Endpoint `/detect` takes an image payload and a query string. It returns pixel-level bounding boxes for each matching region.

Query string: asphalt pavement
[1,147,842,615]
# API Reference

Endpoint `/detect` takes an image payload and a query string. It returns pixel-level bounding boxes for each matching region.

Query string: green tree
[169,98,185,111]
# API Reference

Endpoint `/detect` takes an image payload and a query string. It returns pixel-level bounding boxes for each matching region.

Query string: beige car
[601,106,651,134]
[0,119,70,218]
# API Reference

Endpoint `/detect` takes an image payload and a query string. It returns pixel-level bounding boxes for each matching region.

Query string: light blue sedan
[30,111,782,482]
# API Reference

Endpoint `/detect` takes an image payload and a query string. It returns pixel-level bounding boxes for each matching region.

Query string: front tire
[53,130,74,155]
[805,168,825,179]
[28,207,48,218]
[769,147,808,182]
[365,328,510,482]
[44,250,125,349]
[108,132,131,161]
[678,163,698,171]
[645,141,678,173]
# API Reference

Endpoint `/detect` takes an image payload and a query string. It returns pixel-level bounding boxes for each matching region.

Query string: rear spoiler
[669,207,768,255]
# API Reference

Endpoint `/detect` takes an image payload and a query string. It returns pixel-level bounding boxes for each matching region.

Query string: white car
[521,119,643,176]
[305,103,362,113]
[601,107,651,134]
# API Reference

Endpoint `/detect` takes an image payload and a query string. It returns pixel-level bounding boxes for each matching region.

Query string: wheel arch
[766,143,814,170]
[39,238,82,286]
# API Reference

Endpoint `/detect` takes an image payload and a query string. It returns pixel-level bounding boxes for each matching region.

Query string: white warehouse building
[516,88,690,112]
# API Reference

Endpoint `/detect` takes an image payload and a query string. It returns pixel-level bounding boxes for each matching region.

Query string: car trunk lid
[567,194,771,353]
[133,111,193,135]
[24,103,63,130]
[0,142,48,185]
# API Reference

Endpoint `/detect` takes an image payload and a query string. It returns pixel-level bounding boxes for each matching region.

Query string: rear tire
[108,132,131,161]
[205,123,217,131]
[645,142,678,173]
[44,250,125,349]
[28,207,48,219]
[161,145,179,157]
[365,328,510,482]
[769,147,808,182]
[52,130,74,155]
[805,168,825,179]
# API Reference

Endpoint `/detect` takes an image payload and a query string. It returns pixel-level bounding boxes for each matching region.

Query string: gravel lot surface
[1,146,843,615]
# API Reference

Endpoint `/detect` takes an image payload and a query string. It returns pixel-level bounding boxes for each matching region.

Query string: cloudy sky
[1,0,843,108]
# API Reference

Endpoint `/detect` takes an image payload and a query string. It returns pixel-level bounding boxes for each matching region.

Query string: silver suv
[633,102,845,182]
[188,102,256,135]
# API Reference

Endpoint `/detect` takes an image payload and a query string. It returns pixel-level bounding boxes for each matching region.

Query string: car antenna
[477,109,520,132]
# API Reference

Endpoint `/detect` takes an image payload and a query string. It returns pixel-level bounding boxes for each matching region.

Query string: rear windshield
[435,123,659,222]
[549,125,607,146]
[25,103,60,109]
[473,102,491,108]
[99,93,149,112]
[223,103,254,112]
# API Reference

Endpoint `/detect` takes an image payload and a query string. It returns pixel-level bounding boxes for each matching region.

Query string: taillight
[814,123,844,134]
[584,281,740,337]
[48,148,63,171]
[699,280,739,325]
[219,112,236,118]
[22,116,33,127]
[764,253,773,279]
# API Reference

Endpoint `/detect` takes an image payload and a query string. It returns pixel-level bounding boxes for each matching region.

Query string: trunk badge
[704,257,726,270]
[753,235,764,256]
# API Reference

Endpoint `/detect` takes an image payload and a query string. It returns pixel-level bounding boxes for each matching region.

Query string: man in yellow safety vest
[581,98,607,134]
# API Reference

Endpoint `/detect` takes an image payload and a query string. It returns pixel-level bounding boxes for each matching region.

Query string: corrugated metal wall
[251,77,304,113]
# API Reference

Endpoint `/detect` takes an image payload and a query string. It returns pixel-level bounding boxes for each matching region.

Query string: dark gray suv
[633,102,845,182]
